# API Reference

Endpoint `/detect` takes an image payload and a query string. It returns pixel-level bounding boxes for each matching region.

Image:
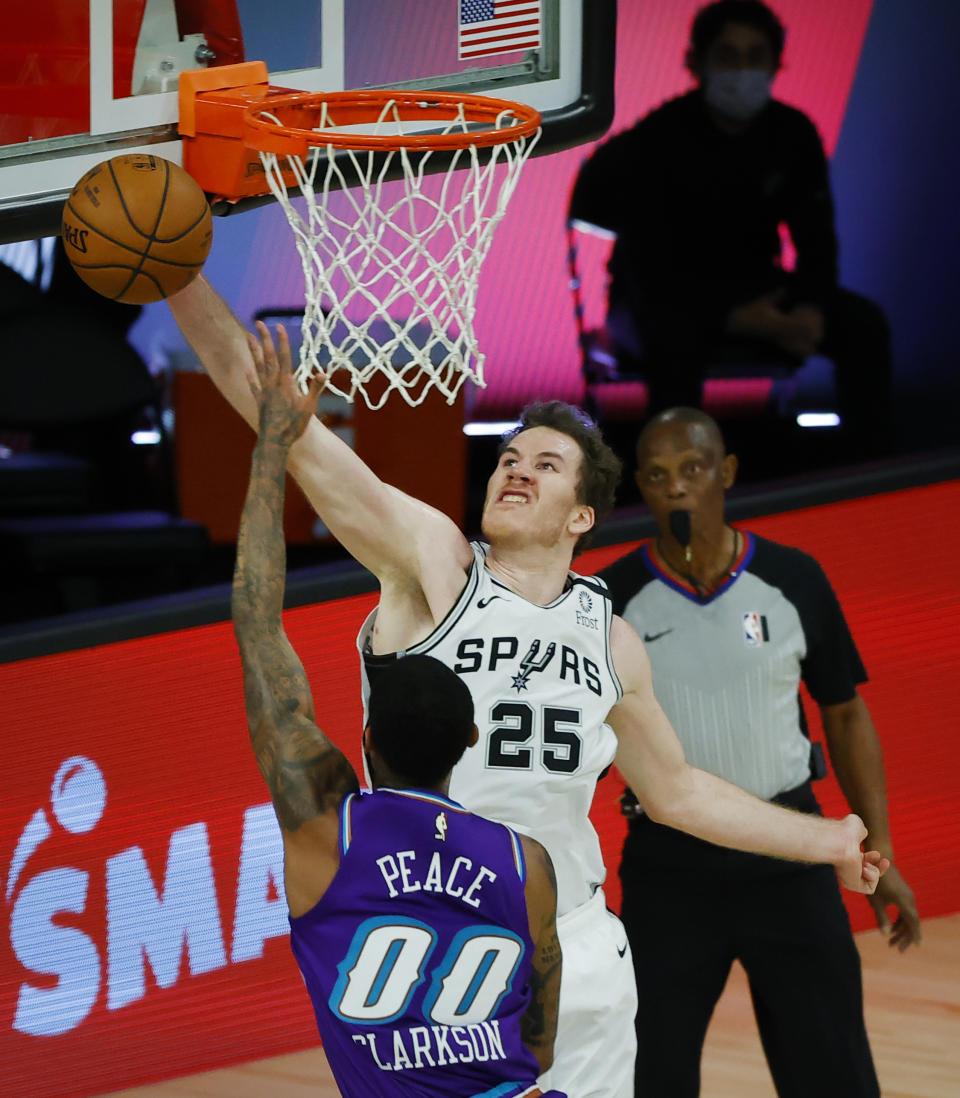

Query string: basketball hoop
[242,90,541,409]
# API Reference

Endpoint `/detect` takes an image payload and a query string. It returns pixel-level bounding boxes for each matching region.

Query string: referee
[600,407,920,1098]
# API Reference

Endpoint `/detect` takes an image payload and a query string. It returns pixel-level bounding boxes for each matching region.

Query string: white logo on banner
[6,757,288,1037]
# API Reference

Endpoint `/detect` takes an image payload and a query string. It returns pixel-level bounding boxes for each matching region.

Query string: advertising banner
[3,481,959,1095]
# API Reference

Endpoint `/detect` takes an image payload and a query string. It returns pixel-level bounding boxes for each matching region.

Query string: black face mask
[703,68,772,122]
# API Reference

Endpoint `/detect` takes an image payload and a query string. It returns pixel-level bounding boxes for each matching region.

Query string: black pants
[619,784,880,1098]
[608,280,894,458]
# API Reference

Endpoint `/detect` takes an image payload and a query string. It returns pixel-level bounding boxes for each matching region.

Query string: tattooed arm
[232,332,359,917]
[518,834,561,1074]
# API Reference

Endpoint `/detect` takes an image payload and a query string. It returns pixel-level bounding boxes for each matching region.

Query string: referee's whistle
[668,509,693,561]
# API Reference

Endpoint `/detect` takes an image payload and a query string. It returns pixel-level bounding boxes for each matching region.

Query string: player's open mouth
[499,493,529,503]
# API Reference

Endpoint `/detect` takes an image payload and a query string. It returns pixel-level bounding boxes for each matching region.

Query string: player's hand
[834,814,890,895]
[245,322,326,447]
[866,863,922,951]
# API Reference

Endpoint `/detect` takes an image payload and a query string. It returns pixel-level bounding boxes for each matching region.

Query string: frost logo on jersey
[511,640,556,693]
[7,756,289,1038]
[576,588,599,631]
[435,812,448,841]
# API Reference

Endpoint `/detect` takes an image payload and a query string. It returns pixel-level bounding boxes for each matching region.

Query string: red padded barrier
[2,479,957,1095]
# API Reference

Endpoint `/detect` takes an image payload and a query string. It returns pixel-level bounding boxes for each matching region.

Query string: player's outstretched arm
[607,617,889,894]
[168,275,262,432]
[169,276,472,587]
[232,338,359,915]
[518,835,561,1075]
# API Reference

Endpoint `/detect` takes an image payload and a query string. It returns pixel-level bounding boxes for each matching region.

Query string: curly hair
[501,401,622,555]
[366,655,475,788]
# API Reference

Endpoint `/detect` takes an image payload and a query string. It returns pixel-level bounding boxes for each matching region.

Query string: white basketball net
[258,100,541,409]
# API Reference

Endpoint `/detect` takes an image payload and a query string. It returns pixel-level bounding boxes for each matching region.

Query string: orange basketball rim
[243,88,542,158]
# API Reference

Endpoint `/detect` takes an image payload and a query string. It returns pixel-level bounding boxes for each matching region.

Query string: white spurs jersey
[358,542,623,916]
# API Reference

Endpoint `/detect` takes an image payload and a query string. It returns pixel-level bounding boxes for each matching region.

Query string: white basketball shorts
[537,886,637,1098]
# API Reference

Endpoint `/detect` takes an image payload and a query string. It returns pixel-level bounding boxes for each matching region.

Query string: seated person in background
[570,0,894,457]
[231,341,564,1097]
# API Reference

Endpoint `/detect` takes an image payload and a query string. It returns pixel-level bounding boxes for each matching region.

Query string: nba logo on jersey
[743,612,769,646]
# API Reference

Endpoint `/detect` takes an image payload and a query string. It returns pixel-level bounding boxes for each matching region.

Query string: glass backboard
[0,0,615,242]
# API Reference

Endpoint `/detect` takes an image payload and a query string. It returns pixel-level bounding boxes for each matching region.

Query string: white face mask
[703,68,772,122]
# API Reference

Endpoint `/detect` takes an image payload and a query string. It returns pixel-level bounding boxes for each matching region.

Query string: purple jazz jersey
[289,788,545,1098]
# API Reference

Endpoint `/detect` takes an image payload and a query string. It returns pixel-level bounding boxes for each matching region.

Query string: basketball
[61,154,213,304]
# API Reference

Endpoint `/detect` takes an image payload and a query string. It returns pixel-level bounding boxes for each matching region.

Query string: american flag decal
[459,0,542,60]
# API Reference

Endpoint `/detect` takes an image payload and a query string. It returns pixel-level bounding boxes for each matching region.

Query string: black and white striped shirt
[601,532,866,802]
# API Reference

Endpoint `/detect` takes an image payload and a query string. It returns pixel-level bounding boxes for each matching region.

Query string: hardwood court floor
[106,913,960,1098]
